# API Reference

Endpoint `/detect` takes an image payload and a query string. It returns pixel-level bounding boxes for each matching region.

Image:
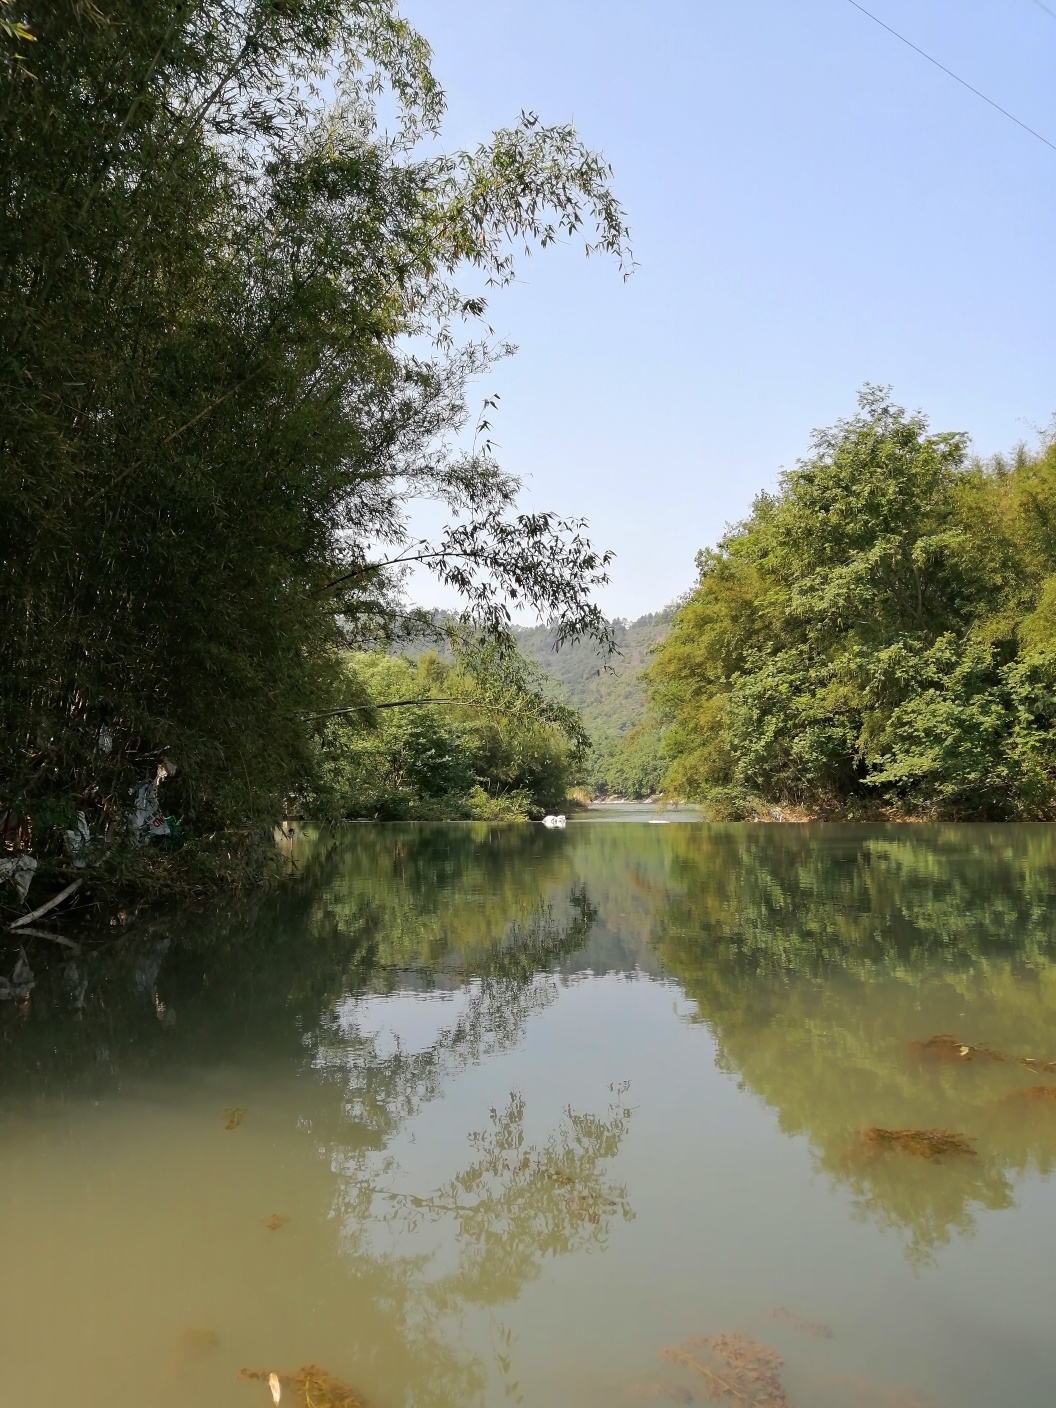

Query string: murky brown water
[3,821,1056,1407]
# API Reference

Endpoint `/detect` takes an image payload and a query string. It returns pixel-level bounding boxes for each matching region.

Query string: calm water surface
[3,822,1056,1407]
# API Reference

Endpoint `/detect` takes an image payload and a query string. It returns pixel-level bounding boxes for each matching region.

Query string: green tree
[648,388,1056,818]
[316,648,587,819]
[589,722,665,798]
[0,1,629,868]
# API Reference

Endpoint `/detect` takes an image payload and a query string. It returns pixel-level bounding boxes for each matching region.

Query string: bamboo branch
[319,549,450,595]
[303,698,498,720]
[9,878,83,931]
[14,926,81,952]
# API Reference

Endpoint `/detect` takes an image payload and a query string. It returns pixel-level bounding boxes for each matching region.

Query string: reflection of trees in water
[656,825,1056,976]
[831,1131,1013,1268]
[313,886,598,1151]
[0,824,587,1090]
[649,826,1056,1263]
[308,891,633,1408]
[322,1090,633,1408]
[5,821,686,1088]
[294,823,584,977]
[3,826,626,1408]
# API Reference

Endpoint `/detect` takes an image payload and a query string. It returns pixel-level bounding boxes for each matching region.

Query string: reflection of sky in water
[4,823,1056,1407]
[331,987,475,1060]
[329,972,696,1066]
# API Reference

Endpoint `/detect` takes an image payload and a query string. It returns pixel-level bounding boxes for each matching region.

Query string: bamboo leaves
[0,0,627,854]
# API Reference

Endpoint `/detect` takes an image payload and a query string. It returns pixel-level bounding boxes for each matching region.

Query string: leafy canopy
[0,0,630,846]
[316,646,589,820]
[649,388,1056,818]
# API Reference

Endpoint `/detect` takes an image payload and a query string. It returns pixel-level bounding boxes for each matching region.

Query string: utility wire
[1030,0,1056,22]
[845,0,1056,154]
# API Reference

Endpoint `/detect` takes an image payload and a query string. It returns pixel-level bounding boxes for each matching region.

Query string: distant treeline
[401,612,672,799]
[317,649,588,821]
[646,388,1056,820]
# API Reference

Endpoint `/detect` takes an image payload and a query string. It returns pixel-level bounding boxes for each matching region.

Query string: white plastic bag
[0,951,34,1001]
[64,810,91,864]
[128,781,170,838]
[0,854,37,900]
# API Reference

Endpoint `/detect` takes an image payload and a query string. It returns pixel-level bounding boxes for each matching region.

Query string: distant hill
[395,608,673,796]
[511,611,671,738]
[513,612,673,797]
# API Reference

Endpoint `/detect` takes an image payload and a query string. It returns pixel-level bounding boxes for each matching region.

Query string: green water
[3,821,1056,1408]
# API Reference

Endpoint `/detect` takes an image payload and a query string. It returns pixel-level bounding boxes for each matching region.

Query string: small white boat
[541,814,567,829]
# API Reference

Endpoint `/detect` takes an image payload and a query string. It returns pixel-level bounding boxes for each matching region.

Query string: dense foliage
[402,612,671,798]
[514,613,668,797]
[316,649,588,820]
[649,388,1056,819]
[0,1,628,872]
[587,721,665,799]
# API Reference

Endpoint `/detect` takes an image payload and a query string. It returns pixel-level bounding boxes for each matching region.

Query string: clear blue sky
[400,0,1056,620]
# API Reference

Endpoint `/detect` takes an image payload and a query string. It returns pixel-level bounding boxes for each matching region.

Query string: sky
[398,0,1056,620]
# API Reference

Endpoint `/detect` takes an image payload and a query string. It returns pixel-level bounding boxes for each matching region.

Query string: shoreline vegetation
[647,389,1056,824]
[4,15,1056,940]
[1,2,632,926]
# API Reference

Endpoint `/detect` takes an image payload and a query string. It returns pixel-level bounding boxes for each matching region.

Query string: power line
[1030,0,1056,22]
[845,0,1056,154]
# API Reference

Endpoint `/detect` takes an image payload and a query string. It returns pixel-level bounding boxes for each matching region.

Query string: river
[2,820,1055,1407]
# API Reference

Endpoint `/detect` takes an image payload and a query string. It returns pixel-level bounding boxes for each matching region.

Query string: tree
[648,388,1056,818]
[314,646,588,819]
[0,1,629,857]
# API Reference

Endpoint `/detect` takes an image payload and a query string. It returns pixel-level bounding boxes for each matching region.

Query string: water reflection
[0,825,587,1090]
[317,1086,633,1408]
[302,884,634,1405]
[312,883,600,1151]
[4,823,1056,1405]
[650,825,1056,1263]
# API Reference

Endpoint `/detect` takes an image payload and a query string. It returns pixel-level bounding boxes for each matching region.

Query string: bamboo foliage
[0,1,630,844]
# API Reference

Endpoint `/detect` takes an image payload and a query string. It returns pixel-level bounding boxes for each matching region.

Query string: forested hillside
[514,613,668,730]
[648,388,1056,820]
[513,614,671,796]
[401,612,672,797]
